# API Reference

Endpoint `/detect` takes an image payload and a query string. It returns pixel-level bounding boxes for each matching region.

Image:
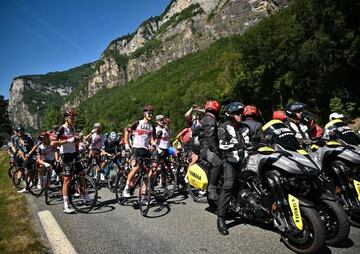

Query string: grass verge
[0,151,46,254]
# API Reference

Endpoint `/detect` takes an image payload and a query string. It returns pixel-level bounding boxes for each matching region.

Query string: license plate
[288,194,303,230]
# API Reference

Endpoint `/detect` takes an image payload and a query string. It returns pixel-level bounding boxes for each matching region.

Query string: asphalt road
[28,186,360,254]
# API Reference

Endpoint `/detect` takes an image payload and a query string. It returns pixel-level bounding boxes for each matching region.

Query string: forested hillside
[49,0,359,134]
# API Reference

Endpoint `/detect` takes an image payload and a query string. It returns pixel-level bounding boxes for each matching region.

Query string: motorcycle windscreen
[188,163,208,190]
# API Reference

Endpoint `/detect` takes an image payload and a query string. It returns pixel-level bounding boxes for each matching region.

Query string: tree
[329,97,345,114]
[43,104,62,130]
[0,95,12,146]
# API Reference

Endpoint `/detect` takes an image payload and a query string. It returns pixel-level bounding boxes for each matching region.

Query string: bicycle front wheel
[139,174,151,217]
[69,175,98,213]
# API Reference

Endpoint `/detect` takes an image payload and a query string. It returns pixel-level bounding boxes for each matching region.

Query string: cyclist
[51,108,89,213]
[122,104,156,198]
[323,112,360,144]
[241,105,263,144]
[13,125,37,193]
[85,123,104,161]
[101,132,120,174]
[198,100,222,201]
[36,132,56,190]
[217,102,246,235]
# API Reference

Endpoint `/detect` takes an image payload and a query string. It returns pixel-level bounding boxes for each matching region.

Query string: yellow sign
[288,194,303,230]
[354,179,360,202]
[187,164,208,190]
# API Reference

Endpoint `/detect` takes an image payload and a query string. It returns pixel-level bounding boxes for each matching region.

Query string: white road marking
[38,210,77,254]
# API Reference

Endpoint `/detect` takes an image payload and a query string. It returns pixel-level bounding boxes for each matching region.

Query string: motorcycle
[306,138,360,227]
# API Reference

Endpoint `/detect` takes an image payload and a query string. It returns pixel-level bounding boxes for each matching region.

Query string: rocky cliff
[9,0,290,128]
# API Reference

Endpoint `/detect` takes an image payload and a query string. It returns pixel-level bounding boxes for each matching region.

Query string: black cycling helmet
[285,101,306,119]
[14,125,25,132]
[224,102,244,117]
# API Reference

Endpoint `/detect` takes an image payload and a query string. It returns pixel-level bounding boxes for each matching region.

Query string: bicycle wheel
[8,165,17,179]
[44,170,51,205]
[27,169,44,197]
[107,163,119,192]
[162,166,176,198]
[12,168,27,190]
[115,171,127,205]
[69,175,98,213]
[139,173,151,217]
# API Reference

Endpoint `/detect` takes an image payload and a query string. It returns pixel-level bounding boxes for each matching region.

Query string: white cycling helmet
[109,132,117,141]
[94,122,102,128]
[156,115,164,121]
[329,112,344,121]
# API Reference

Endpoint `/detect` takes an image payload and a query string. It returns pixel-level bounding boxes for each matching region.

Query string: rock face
[8,78,73,129]
[10,0,290,127]
[66,0,289,107]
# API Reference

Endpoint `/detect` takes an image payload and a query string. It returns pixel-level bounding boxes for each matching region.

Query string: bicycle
[63,161,98,213]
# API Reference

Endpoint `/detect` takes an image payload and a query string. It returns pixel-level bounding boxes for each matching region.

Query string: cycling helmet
[300,111,316,126]
[285,102,306,118]
[204,100,221,113]
[14,125,25,132]
[243,105,258,117]
[94,122,101,129]
[272,111,287,121]
[329,112,344,121]
[224,102,244,117]
[38,131,49,140]
[64,108,77,117]
[156,115,164,121]
[109,132,117,141]
[143,104,154,112]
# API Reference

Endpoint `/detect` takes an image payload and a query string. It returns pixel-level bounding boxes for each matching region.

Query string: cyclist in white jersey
[123,105,156,197]
[51,108,90,213]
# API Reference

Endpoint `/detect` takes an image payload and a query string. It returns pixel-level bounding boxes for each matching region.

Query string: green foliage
[19,62,96,88]
[75,0,360,133]
[79,37,242,134]
[157,3,204,35]
[42,104,62,130]
[0,96,12,146]
[102,49,129,70]
[130,39,162,59]
[329,97,345,114]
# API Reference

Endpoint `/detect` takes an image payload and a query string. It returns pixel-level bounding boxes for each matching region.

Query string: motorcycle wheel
[317,200,350,245]
[349,211,360,228]
[281,206,325,254]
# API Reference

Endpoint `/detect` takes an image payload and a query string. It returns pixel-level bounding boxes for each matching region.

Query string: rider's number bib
[288,194,303,231]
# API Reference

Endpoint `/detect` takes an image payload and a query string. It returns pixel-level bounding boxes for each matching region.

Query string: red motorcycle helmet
[204,100,221,113]
[272,111,287,121]
[243,105,258,117]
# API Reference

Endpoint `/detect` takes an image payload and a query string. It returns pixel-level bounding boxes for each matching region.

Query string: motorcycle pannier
[188,163,208,190]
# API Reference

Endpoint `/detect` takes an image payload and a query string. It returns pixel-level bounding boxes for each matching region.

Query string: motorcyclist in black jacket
[198,100,222,201]
[241,105,263,144]
[216,102,246,235]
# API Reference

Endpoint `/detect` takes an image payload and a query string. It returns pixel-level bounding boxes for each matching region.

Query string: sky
[0,0,171,99]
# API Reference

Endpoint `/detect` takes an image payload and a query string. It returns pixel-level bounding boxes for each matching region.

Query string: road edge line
[38,210,77,254]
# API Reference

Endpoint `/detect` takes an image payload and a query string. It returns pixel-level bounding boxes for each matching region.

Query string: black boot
[217,217,229,235]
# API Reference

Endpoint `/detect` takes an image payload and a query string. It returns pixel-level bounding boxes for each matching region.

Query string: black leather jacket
[218,120,245,163]
[198,112,219,154]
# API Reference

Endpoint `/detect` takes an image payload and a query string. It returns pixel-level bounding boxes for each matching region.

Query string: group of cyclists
[5,99,360,236]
